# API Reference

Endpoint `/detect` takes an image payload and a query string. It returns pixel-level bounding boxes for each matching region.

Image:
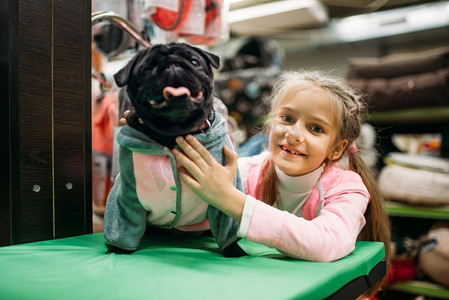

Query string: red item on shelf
[386,258,417,285]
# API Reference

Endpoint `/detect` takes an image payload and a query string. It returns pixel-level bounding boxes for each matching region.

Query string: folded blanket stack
[346,47,449,112]
[378,152,449,206]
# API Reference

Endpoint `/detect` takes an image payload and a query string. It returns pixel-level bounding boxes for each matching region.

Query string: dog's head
[114,43,220,136]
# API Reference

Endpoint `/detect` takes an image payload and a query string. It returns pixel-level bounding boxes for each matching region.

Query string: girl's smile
[280,144,306,156]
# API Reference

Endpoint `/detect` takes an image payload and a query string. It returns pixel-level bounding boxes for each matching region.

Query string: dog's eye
[191,58,199,66]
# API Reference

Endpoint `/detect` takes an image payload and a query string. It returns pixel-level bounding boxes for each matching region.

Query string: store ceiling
[229,0,444,24]
[226,0,449,52]
[313,0,443,18]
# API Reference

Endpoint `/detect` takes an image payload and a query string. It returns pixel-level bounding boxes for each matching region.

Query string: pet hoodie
[237,151,370,262]
[104,109,242,251]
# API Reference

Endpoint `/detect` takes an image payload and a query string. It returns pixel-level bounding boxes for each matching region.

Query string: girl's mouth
[281,145,304,156]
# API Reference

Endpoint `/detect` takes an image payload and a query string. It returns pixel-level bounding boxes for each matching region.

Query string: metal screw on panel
[65,183,73,190]
[33,185,41,192]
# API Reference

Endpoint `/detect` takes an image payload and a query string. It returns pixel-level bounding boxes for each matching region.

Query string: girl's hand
[172,135,246,222]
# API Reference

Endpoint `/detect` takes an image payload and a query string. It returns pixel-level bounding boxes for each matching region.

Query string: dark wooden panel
[53,0,92,237]
[15,0,54,243]
[0,0,92,246]
[0,0,12,246]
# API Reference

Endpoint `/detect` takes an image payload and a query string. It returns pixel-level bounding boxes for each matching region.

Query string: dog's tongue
[163,86,191,99]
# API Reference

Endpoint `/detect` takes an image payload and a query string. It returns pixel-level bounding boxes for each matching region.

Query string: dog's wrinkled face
[114,43,220,136]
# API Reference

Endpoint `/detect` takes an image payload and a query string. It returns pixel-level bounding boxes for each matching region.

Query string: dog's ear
[188,45,220,70]
[113,50,147,87]
[201,49,220,69]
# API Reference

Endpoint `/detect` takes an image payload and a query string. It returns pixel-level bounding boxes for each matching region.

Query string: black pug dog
[103,43,246,257]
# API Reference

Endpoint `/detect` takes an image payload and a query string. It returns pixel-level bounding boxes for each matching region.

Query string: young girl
[172,69,391,294]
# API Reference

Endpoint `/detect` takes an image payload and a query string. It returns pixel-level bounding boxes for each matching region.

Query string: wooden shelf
[388,280,449,299]
[374,106,449,299]
[385,203,449,298]
[364,106,449,124]
[385,201,449,220]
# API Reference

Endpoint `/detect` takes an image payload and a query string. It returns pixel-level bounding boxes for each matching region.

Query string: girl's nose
[285,124,304,143]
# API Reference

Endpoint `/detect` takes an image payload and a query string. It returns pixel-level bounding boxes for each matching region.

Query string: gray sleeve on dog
[207,206,240,249]
[103,146,147,251]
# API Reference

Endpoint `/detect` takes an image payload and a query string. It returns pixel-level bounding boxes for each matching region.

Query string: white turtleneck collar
[275,164,325,193]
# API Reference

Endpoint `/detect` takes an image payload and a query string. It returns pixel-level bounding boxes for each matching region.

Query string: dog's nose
[163,86,191,99]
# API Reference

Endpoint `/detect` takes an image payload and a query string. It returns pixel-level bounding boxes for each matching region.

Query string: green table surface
[0,233,384,300]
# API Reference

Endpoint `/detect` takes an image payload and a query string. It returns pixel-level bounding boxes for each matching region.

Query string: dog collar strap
[200,119,212,135]
[193,111,215,136]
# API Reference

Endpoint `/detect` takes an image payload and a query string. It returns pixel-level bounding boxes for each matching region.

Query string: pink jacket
[239,152,370,261]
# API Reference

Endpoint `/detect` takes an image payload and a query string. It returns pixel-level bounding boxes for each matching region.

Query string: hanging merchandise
[149,0,192,31]
[180,0,223,45]
[145,0,229,45]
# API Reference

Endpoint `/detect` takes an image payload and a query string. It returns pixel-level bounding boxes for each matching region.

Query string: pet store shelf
[385,201,449,220]
[365,106,449,124]
[388,280,449,299]
[385,201,449,298]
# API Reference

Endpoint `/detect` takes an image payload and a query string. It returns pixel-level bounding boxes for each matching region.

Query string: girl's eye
[280,115,294,123]
[310,125,324,134]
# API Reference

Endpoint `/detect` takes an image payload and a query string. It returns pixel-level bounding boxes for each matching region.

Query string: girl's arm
[174,135,369,262]
[172,135,246,222]
[243,191,369,261]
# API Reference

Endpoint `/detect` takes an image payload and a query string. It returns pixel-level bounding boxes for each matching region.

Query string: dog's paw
[125,108,157,139]
[105,244,135,255]
[222,241,247,258]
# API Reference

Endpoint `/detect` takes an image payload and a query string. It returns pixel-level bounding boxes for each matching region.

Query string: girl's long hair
[261,70,391,297]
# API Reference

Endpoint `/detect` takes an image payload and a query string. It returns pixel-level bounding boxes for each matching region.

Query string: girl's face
[269,85,348,177]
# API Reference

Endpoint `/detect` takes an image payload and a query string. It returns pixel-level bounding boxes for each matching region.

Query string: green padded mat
[0,233,384,300]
